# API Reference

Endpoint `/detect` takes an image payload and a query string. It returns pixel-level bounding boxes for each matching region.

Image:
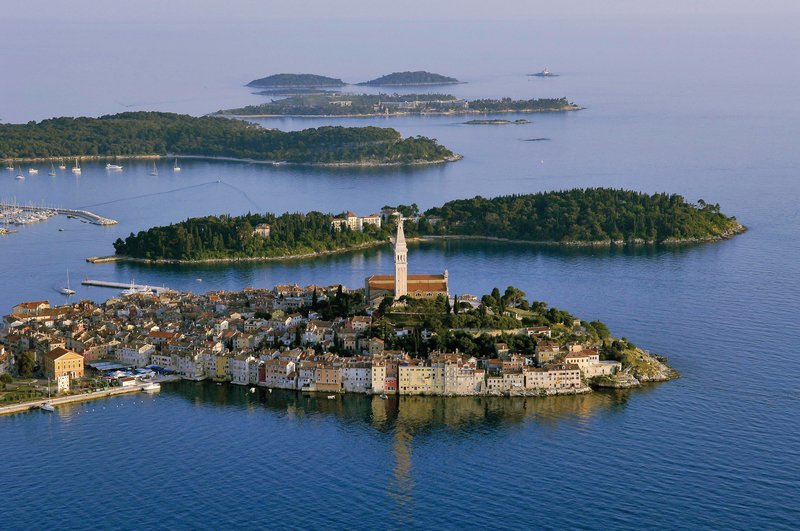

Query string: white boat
[327,395,336,399]
[48,162,57,176]
[15,174,24,180]
[380,393,388,399]
[60,271,76,296]
[40,379,55,410]
[249,387,256,394]
[72,158,81,174]
[149,162,158,176]
[173,158,181,172]
[28,167,38,174]
[141,382,161,393]
[106,163,123,171]
[58,158,66,170]
[5,160,13,170]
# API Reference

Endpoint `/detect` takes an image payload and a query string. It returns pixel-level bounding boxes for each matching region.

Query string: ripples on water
[3,14,800,530]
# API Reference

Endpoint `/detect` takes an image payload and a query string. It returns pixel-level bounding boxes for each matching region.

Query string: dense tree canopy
[246,73,346,88]
[114,211,393,260]
[357,71,460,86]
[0,112,454,164]
[114,188,742,260]
[421,188,742,242]
[220,93,575,117]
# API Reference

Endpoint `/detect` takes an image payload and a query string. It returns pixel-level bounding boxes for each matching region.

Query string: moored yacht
[141,381,161,392]
[72,158,81,174]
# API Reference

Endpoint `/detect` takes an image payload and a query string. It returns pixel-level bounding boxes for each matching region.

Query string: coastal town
[0,222,673,412]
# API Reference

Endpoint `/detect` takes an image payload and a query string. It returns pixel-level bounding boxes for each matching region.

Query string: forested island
[108,189,745,262]
[246,73,346,88]
[0,112,456,166]
[357,71,461,86]
[217,94,579,117]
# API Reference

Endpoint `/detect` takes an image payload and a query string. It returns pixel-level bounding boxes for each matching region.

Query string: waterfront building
[253,223,271,238]
[43,347,84,380]
[342,360,372,393]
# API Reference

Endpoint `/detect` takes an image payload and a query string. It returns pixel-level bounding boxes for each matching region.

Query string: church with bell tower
[365,218,448,304]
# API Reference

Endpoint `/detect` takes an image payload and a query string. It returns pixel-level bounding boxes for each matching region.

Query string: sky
[3,0,800,22]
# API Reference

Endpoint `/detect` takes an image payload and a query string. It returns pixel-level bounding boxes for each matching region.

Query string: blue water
[2,13,800,530]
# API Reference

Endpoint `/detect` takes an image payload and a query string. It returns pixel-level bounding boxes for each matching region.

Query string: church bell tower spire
[394,219,408,298]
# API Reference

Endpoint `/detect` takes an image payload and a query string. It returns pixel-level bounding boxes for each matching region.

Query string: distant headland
[103,189,745,264]
[0,112,458,167]
[216,94,581,118]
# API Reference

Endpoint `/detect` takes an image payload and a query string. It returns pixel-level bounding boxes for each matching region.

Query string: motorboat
[327,395,336,399]
[28,167,39,174]
[105,163,123,171]
[380,393,388,399]
[141,381,161,393]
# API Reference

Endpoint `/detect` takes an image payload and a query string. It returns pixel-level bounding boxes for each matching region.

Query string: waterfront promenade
[0,376,178,416]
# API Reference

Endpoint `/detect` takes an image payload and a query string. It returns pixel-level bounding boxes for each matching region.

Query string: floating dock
[81,279,171,295]
[0,202,117,225]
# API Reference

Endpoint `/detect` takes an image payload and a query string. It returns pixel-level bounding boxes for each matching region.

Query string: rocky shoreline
[90,227,746,266]
[591,350,680,389]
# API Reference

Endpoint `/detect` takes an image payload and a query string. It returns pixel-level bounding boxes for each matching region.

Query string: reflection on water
[163,380,637,433]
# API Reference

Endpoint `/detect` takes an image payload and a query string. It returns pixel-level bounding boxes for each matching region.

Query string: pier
[0,201,117,225]
[81,279,171,295]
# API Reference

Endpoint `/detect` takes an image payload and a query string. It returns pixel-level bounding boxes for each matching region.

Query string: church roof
[367,274,447,293]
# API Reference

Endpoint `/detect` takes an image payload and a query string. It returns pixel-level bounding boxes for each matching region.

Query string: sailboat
[150,161,159,176]
[15,166,25,180]
[40,379,55,411]
[48,162,57,176]
[72,157,82,174]
[60,271,76,296]
[173,157,181,172]
[58,158,66,170]
[5,159,13,171]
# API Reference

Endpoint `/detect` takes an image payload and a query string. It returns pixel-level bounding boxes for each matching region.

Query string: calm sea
[1,15,799,530]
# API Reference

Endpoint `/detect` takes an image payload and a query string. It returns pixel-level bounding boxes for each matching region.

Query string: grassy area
[0,383,46,405]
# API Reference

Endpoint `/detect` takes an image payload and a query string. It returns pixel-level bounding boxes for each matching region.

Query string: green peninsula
[0,112,456,166]
[108,189,745,262]
[246,73,346,88]
[217,94,579,117]
[358,71,461,86]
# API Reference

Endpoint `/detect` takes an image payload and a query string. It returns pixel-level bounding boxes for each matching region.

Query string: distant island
[106,189,745,263]
[464,119,530,125]
[529,68,559,77]
[0,112,457,167]
[216,94,580,117]
[357,71,461,86]
[246,73,346,88]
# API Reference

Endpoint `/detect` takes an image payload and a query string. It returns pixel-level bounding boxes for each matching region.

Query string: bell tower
[394,219,408,298]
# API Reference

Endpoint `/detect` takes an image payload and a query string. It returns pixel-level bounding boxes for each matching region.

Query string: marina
[0,200,117,226]
[80,279,172,295]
